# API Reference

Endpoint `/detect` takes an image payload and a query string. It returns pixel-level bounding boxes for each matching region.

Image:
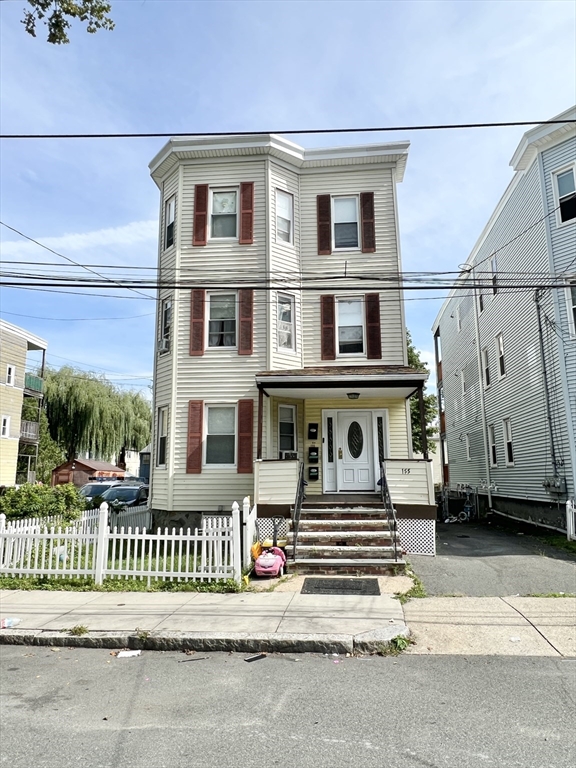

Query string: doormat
[301,578,380,596]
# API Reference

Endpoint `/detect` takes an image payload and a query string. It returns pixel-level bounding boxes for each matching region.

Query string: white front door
[336,411,374,491]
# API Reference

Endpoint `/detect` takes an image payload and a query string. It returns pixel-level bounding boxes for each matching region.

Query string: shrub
[0,483,84,522]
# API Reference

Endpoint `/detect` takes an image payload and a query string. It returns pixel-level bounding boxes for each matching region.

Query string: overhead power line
[0,119,573,140]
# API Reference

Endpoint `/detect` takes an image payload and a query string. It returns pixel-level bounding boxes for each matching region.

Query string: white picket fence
[567,499,576,541]
[0,502,241,584]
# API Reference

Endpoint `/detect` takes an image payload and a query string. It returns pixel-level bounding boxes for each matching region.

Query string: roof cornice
[510,106,576,171]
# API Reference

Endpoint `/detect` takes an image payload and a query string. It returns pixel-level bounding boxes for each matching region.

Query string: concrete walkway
[1,587,574,657]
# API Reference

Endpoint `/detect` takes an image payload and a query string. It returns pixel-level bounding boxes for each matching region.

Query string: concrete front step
[287,531,398,547]
[295,545,398,560]
[296,519,392,532]
[290,558,406,575]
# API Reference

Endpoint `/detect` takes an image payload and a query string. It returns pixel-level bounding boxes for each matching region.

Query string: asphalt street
[410,523,576,596]
[1,645,575,768]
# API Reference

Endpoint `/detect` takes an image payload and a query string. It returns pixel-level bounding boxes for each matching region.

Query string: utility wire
[1,119,573,140]
[0,221,154,301]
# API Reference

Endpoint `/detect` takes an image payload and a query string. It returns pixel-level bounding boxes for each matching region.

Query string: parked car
[79,481,122,503]
[100,484,149,509]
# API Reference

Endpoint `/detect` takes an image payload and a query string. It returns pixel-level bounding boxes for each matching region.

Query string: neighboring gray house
[432,107,576,531]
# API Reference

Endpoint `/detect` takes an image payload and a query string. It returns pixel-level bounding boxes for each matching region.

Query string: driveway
[409,522,576,596]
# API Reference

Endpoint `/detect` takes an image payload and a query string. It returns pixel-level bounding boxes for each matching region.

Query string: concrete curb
[0,626,410,655]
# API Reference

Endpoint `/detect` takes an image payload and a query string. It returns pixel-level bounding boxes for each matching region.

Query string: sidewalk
[1,586,574,656]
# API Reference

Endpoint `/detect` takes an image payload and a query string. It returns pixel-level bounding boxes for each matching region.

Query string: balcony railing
[25,373,44,394]
[20,420,40,442]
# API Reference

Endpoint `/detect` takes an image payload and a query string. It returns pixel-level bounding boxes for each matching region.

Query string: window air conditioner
[280,451,298,460]
[157,338,170,353]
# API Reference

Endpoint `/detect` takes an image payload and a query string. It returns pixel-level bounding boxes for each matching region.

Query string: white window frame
[6,365,15,386]
[160,297,172,348]
[465,433,471,461]
[206,292,237,349]
[277,293,296,352]
[566,279,576,338]
[156,407,168,467]
[332,195,360,251]
[482,348,491,388]
[456,305,462,332]
[460,370,466,395]
[1,415,10,438]
[488,424,497,467]
[204,404,237,468]
[336,296,366,358]
[503,418,514,466]
[278,404,297,458]
[552,164,576,227]
[491,256,498,296]
[165,196,175,249]
[209,187,239,240]
[276,189,294,245]
[496,333,506,378]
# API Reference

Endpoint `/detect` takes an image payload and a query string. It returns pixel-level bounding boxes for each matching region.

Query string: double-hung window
[568,281,576,336]
[205,405,235,465]
[333,197,359,250]
[491,256,498,295]
[465,433,471,461]
[277,293,296,351]
[211,190,237,238]
[165,197,175,249]
[159,298,172,351]
[276,190,293,244]
[208,294,236,348]
[6,365,15,386]
[503,418,514,465]
[555,168,576,224]
[489,424,497,466]
[482,348,490,387]
[1,416,10,438]
[337,297,364,355]
[279,405,296,457]
[496,333,505,377]
[157,407,168,466]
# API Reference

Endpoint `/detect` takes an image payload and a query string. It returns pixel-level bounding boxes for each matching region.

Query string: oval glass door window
[347,421,364,458]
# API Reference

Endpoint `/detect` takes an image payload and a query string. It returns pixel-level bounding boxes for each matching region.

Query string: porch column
[257,385,264,460]
[418,386,429,460]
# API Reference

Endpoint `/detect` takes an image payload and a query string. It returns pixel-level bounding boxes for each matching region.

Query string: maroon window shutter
[238,289,254,355]
[317,195,332,255]
[189,289,205,356]
[193,184,208,246]
[239,182,254,245]
[361,192,376,253]
[366,293,382,360]
[321,294,336,361]
[186,400,203,474]
[237,399,254,474]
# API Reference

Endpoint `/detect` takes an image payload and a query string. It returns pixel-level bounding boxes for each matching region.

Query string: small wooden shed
[51,459,125,488]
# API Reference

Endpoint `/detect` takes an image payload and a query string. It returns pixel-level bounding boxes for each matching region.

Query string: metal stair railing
[291,462,306,561]
[379,462,400,562]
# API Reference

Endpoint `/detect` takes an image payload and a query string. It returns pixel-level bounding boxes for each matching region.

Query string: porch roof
[255,365,427,400]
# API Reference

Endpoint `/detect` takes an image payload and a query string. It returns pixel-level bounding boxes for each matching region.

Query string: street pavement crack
[274,591,296,632]
[500,597,563,656]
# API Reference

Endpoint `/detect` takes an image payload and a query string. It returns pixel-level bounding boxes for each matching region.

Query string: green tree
[22,1,114,45]
[407,330,438,454]
[18,405,65,484]
[44,366,151,461]
[0,483,84,522]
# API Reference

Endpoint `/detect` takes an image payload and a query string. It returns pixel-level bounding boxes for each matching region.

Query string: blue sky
[1,0,575,394]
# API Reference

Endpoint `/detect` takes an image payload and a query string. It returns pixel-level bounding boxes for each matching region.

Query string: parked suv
[79,481,122,503]
[100,484,149,509]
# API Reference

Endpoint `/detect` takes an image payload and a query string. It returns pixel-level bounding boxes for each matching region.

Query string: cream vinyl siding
[0,329,31,486]
[254,460,300,504]
[304,397,409,494]
[299,168,405,366]
[269,163,304,369]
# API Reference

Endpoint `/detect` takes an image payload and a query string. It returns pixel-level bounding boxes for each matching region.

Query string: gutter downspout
[469,266,493,509]
[534,290,558,476]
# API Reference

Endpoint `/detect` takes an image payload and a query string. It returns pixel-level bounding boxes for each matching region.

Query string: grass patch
[536,535,576,556]
[376,635,412,656]
[395,566,427,605]
[0,575,241,593]
[67,624,89,636]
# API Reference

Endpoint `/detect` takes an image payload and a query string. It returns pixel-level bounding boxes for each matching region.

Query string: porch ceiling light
[347,392,360,400]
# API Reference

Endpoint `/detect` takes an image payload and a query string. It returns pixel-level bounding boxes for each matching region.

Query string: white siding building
[148,134,433,526]
[432,107,576,531]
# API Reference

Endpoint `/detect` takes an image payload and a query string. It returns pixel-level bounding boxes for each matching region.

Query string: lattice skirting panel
[397,519,436,556]
[256,517,288,545]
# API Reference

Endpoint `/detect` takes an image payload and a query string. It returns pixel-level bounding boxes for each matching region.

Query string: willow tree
[44,366,151,462]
